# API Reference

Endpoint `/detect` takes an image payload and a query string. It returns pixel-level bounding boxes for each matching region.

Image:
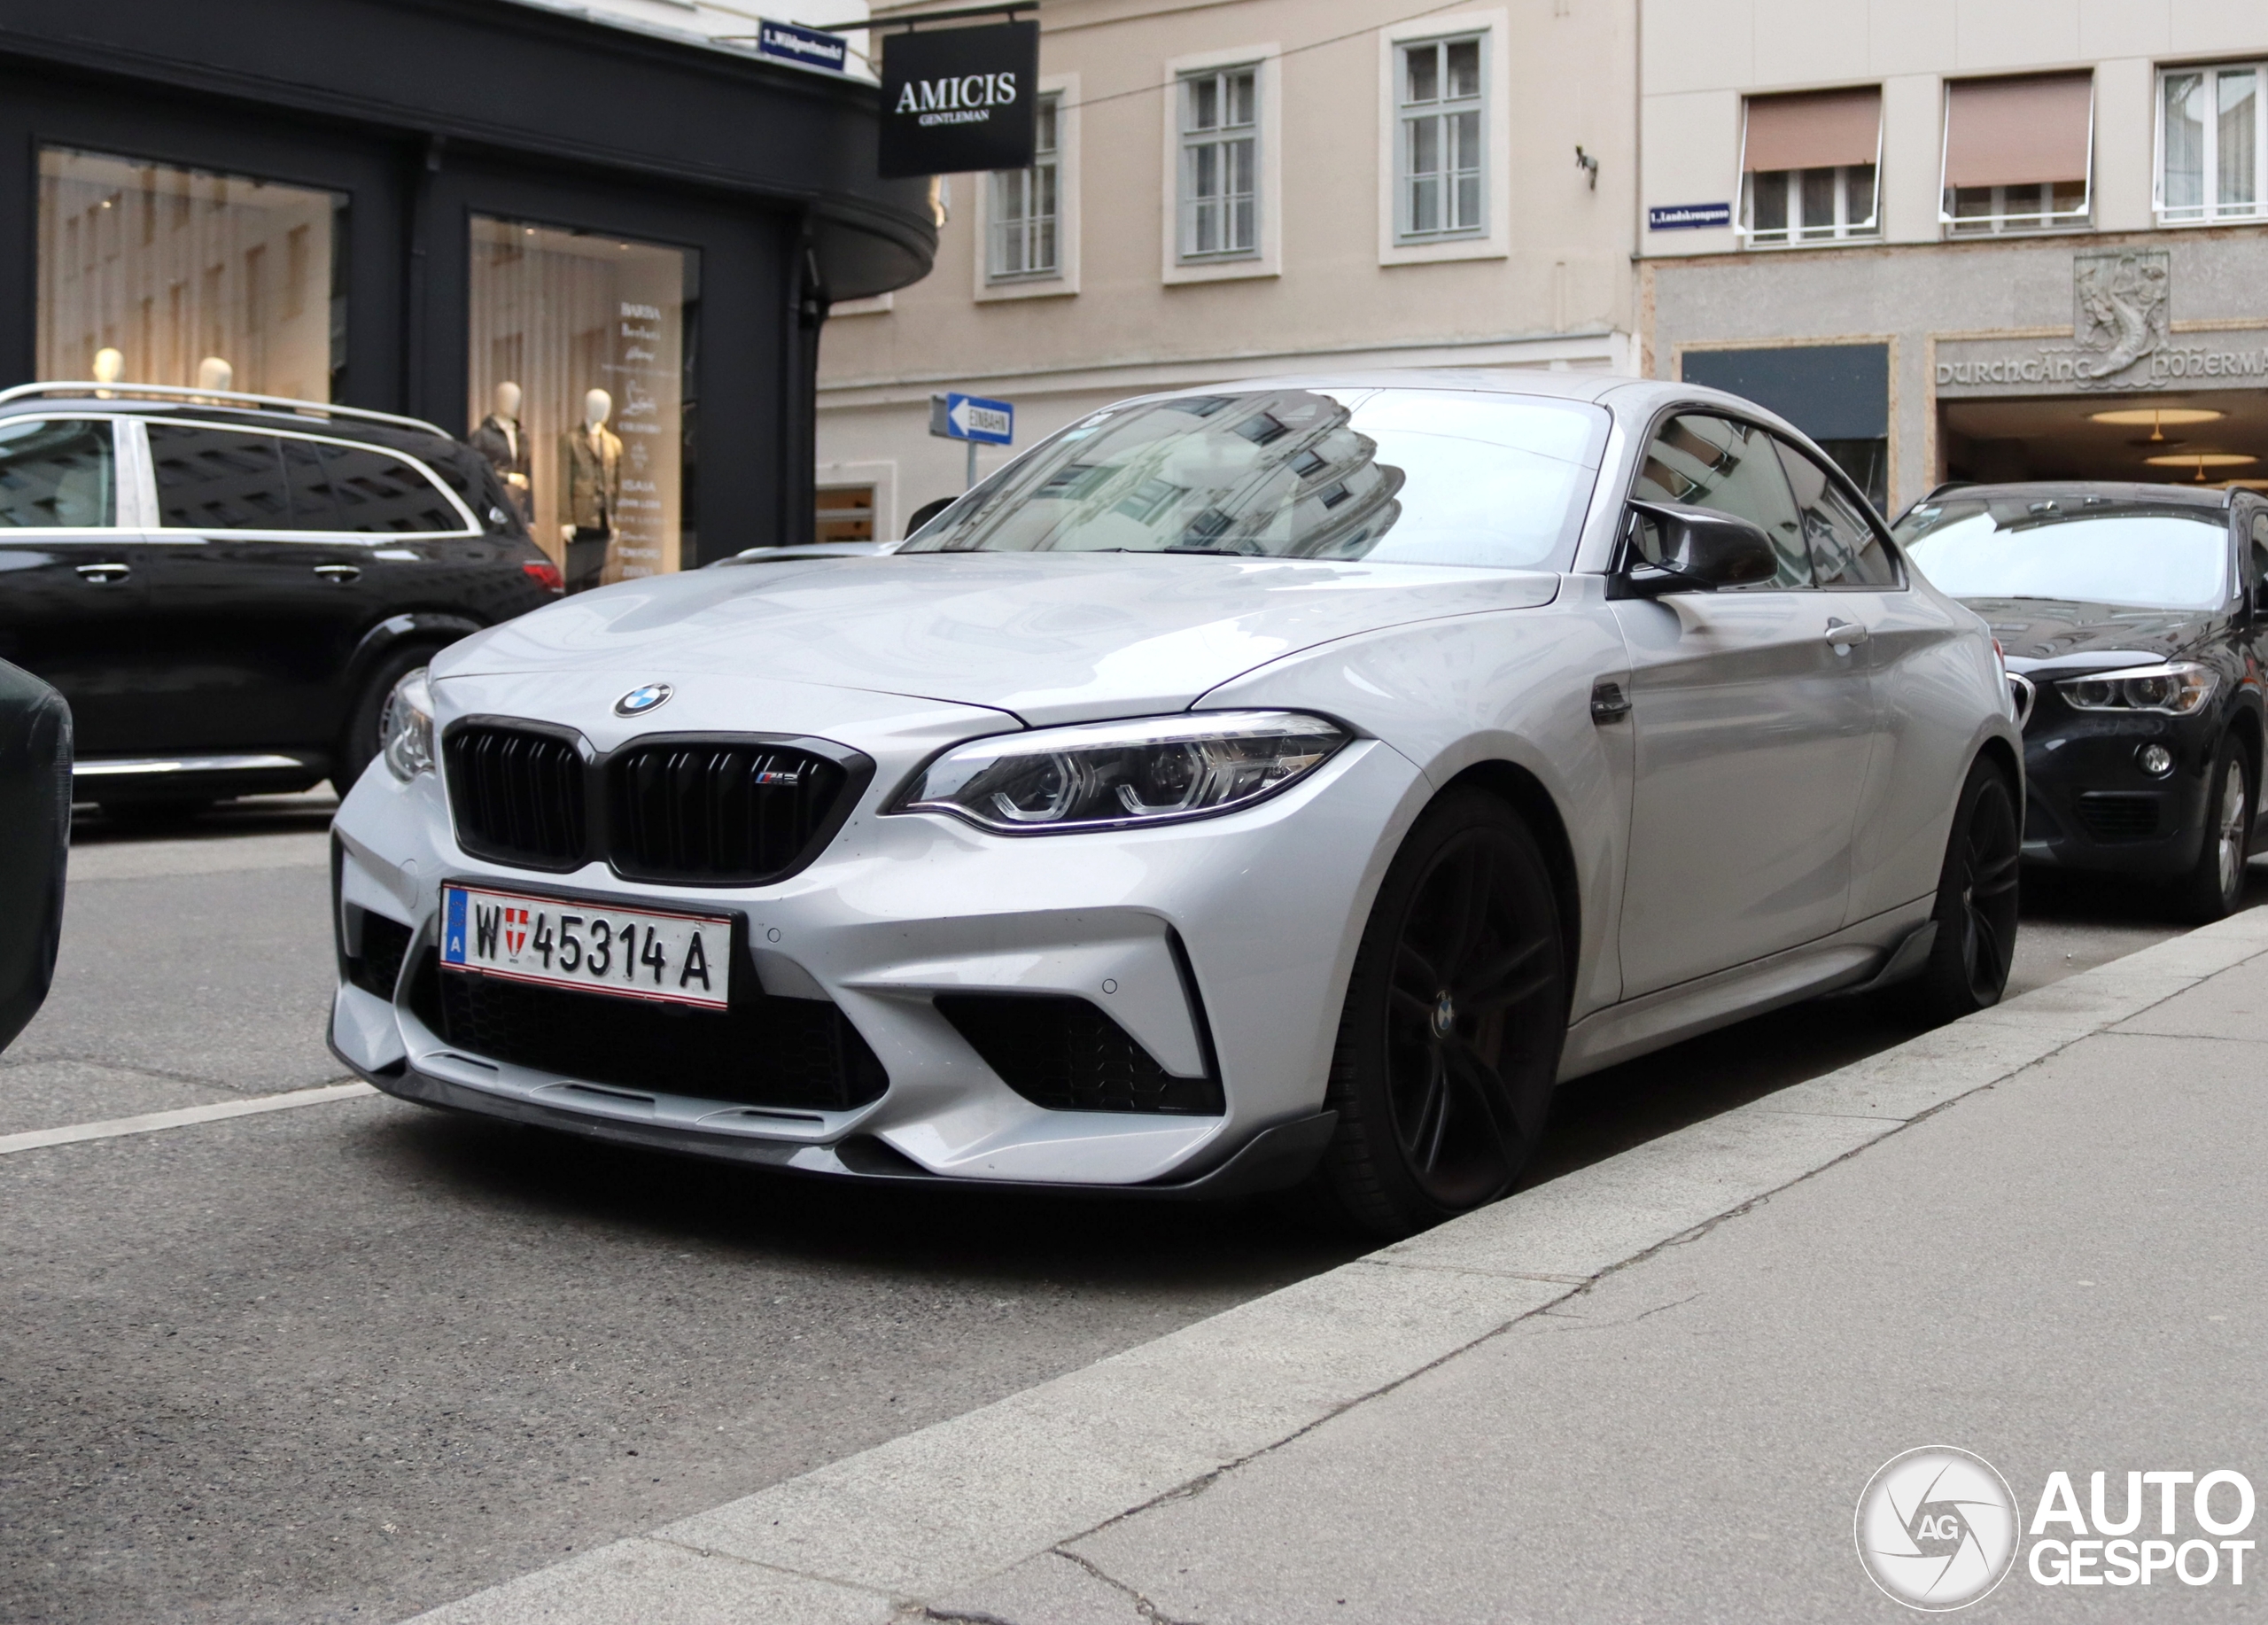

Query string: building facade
[4,0,928,575]
[814,0,1637,540]
[1639,0,2268,516]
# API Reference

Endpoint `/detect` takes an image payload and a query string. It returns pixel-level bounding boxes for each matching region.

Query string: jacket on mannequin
[560,421,623,534]
[469,415,532,519]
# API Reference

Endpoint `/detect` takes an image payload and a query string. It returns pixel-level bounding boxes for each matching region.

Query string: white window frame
[1161,43,1281,284]
[814,457,897,543]
[1938,80,2095,235]
[976,75,1079,301]
[1737,164,1882,246]
[1378,11,1510,265]
[2155,60,2268,225]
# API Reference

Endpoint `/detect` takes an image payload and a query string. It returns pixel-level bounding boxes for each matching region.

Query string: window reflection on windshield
[1895,501,2229,610]
[901,387,1607,571]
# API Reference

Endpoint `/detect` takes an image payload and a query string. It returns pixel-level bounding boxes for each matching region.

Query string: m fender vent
[934,993,1223,1116]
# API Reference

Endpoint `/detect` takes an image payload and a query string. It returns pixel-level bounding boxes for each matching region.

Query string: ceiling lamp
[2143,450,2259,482]
[2090,406,2226,442]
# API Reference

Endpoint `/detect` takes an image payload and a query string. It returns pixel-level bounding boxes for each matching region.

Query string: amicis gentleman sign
[878,20,1039,178]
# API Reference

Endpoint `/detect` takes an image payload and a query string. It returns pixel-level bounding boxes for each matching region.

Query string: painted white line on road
[0,1081,377,1156]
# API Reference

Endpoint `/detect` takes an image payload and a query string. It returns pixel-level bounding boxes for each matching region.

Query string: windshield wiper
[1081,546,1256,558]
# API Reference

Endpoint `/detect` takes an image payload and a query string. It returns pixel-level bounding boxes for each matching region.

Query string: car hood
[438,551,1560,725]
[1959,597,2221,673]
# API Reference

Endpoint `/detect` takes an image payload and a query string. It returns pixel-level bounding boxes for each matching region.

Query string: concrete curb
[408,907,2268,1624]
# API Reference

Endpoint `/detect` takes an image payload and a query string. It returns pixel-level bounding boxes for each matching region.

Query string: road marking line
[0,1081,377,1156]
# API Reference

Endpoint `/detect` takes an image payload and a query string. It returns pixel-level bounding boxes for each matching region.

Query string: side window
[1632,413,1810,587]
[0,418,115,527]
[1772,436,1899,587]
[149,424,291,530]
[2249,513,2268,592]
[317,442,465,533]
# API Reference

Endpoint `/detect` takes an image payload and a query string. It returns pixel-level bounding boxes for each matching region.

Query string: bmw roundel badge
[614,682,673,717]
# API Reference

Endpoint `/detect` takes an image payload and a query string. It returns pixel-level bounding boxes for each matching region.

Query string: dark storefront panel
[0,0,935,561]
[1681,342,1891,512]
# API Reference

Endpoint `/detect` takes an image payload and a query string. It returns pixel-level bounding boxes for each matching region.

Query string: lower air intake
[934,992,1223,1116]
[2076,791,2163,843]
[410,952,887,1111]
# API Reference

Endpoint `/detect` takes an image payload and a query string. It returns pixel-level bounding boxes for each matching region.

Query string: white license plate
[439,884,731,1008]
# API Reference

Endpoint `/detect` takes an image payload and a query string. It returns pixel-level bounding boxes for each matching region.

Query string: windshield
[1894,500,2230,610]
[898,387,1609,571]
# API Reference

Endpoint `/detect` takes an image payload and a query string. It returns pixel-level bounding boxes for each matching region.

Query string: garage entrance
[1938,388,2268,494]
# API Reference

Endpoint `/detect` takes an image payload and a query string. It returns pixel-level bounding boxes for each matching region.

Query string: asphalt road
[0,796,2241,1623]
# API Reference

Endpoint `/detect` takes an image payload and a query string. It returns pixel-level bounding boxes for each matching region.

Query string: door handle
[314,564,362,583]
[1824,618,1869,651]
[74,562,130,584]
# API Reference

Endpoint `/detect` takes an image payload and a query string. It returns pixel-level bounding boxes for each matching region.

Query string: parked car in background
[0,658,70,1054]
[329,373,2021,1238]
[1895,481,2268,920]
[0,383,562,820]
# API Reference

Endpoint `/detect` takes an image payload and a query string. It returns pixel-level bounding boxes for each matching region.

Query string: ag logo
[1856,1447,2019,1611]
[614,683,672,717]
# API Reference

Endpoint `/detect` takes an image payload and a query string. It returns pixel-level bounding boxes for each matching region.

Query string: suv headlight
[894,711,1349,834]
[2055,661,2218,716]
[380,668,437,780]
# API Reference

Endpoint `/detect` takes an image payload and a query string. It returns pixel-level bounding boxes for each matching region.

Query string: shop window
[989,95,1060,281]
[2159,63,2264,224]
[814,485,875,543]
[468,218,696,592]
[1396,35,1486,243]
[1941,74,2093,235]
[1178,65,1260,260]
[35,147,345,399]
[1740,88,1881,246]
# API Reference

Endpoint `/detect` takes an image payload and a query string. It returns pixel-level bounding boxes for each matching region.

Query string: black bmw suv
[1894,481,2268,920]
[0,384,560,818]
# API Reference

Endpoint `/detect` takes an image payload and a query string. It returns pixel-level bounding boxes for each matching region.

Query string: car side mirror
[1613,500,1781,599]
[2251,580,2268,619]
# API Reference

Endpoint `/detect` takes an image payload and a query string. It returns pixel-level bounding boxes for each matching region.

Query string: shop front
[4,0,934,574]
[1646,227,2268,518]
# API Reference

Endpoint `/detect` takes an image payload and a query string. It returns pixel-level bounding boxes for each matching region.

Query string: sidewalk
[413,910,2268,1623]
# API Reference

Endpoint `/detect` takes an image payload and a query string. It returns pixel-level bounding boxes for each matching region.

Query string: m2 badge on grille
[440,883,731,1008]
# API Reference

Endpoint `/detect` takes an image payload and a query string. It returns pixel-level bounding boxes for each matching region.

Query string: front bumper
[328,708,1421,1191]
[2017,705,2217,878]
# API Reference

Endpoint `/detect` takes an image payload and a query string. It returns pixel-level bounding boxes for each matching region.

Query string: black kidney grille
[934,993,1224,1116]
[446,725,586,868]
[608,743,845,883]
[409,952,887,1111]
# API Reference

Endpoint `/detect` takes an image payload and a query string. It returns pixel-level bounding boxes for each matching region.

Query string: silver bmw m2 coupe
[328,373,2021,1236]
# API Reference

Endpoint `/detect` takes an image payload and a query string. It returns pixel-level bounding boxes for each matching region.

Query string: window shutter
[1742,88,1881,173]
[1943,74,2093,188]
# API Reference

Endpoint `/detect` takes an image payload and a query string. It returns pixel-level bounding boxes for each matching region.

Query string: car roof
[1914,479,2238,511]
[1105,369,1814,440]
[0,383,451,446]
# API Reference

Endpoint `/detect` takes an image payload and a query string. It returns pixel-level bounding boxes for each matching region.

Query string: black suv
[0,384,560,817]
[1894,480,2268,920]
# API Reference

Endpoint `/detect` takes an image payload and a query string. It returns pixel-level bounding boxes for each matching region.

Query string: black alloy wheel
[1313,789,1567,1238]
[1907,758,2021,1024]
[2179,734,2253,923]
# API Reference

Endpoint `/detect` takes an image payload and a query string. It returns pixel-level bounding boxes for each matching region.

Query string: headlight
[893,711,1349,834]
[2055,661,2218,716]
[380,668,437,780]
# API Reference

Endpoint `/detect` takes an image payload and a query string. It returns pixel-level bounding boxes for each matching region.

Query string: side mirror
[1613,499,1782,599]
[2250,580,2268,619]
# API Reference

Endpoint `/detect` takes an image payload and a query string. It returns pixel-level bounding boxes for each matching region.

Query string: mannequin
[468,380,533,522]
[559,387,621,595]
[197,355,234,393]
[92,348,125,385]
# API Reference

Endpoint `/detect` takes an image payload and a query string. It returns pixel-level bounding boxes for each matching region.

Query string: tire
[2178,733,2253,924]
[1309,789,1569,1240]
[334,642,444,795]
[1904,757,2021,1026]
